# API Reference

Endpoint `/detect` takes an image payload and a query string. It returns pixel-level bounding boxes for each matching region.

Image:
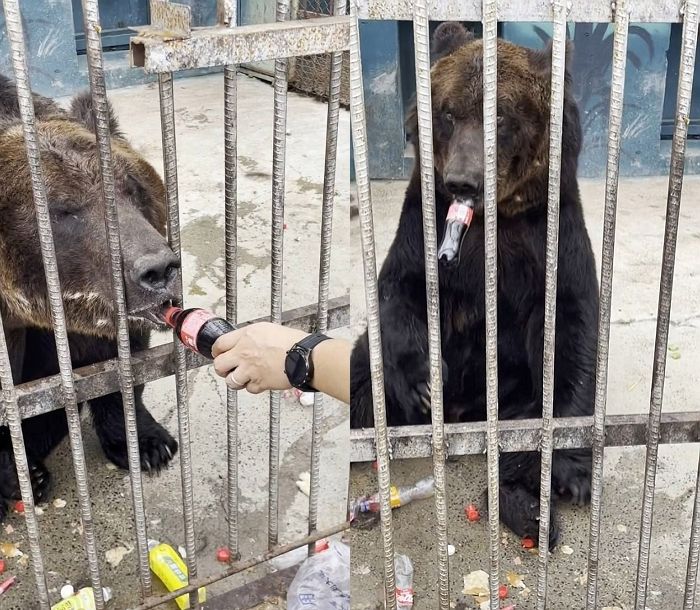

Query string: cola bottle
[437,197,474,264]
[162,306,236,359]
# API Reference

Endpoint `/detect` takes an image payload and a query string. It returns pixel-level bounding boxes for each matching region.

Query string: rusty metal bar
[80,0,153,595]
[355,0,684,22]
[636,0,699,607]
[0,314,50,608]
[412,0,449,606]
[350,413,700,462]
[2,297,348,425]
[268,0,290,553]
[536,1,568,606]
[308,0,345,554]
[129,521,349,610]
[585,1,630,607]
[157,70,200,609]
[2,0,106,605]
[131,17,351,73]
[349,3,397,607]
[220,0,241,562]
[482,0,500,606]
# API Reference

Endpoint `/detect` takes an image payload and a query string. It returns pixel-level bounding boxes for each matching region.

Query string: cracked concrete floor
[349,177,700,609]
[1,73,350,609]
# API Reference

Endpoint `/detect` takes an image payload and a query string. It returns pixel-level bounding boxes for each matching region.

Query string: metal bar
[350,413,700,461]
[685,453,700,609]
[157,71,200,609]
[585,1,630,607]
[636,1,699,607]
[482,0,500,606]
[131,17,351,73]
[5,297,348,424]
[80,0,152,596]
[355,0,684,22]
[268,0,290,553]
[412,1,449,607]
[220,0,240,562]
[1,1,106,606]
[0,328,50,607]
[308,0,345,554]
[348,3,397,607]
[129,521,349,610]
[536,2,568,606]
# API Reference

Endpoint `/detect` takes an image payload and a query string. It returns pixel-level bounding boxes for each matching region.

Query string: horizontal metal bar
[6,296,348,424]
[350,412,700,462]
[129,521,349,610]
[356,0,683,22]
[131,16,350,73]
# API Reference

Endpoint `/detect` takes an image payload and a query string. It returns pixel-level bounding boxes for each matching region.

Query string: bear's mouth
[127,299,173,329]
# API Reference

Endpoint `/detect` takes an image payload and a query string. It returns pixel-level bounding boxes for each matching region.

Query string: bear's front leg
[0,445,52,521]
[90,386,178,474]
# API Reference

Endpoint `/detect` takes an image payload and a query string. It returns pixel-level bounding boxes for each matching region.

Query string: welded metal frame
[0,0,350,607]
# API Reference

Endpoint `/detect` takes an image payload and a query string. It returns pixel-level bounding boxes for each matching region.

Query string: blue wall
[359,21,700,179]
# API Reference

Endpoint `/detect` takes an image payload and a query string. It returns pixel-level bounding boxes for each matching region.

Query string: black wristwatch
[285,333,331,392]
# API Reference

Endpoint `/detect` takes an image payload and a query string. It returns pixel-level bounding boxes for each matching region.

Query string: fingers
[225,366,251,391]
[212,328,245,358]
[213,349,240,378]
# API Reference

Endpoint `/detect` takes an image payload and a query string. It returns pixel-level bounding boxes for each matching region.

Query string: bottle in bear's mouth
[437,197,474,265]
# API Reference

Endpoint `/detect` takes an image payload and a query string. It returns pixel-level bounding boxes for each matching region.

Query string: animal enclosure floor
[2,72,350,609]
[348,176,700,609]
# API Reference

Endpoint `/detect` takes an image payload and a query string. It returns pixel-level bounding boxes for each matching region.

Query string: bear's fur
[350,24,599,547]
[0,74,181,520]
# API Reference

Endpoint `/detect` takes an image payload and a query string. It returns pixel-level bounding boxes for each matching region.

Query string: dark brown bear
[350,24,599,547]
[0,74,180,520]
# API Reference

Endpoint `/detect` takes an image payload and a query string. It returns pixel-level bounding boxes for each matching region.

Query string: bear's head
[0,91,179,337]
[407,22,582,217]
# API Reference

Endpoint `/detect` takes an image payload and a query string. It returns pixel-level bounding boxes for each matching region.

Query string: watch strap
[287,333,331,392]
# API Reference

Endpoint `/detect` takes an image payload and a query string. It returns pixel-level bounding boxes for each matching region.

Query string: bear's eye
[496,115,504,126]
[444,112,455,124]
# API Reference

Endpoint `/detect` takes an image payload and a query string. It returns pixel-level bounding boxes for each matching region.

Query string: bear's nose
[444,171,481,197]
[132,249,181,292]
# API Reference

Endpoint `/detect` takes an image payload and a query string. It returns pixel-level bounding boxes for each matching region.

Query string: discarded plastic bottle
[50,587,112,610]
[350,475,434,519]
[437,197,474,265]
[395,554,414,608]
[162,306,236,359]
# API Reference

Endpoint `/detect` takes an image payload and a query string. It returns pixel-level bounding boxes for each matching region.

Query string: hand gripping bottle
[162,306,236,359]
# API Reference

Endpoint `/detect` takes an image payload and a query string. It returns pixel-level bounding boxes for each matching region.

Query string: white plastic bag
[287,540,350,609]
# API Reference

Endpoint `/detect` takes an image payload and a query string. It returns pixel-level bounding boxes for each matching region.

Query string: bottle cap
[162,306,181,328]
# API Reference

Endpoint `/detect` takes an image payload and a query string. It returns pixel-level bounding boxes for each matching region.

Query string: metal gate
[349,1,700,609]
[0,0,350,608]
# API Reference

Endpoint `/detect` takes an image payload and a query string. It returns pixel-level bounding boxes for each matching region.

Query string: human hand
[212,322,308,393]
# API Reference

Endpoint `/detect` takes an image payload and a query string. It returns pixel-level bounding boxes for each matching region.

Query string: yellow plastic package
[148,539,206,609]
[51,587,112,610]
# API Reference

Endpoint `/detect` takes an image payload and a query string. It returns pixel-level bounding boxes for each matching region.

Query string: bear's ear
[527,39,575,82]
[431,22,474,63]
[69,91,123,138]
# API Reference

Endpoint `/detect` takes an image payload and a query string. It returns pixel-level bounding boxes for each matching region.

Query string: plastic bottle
[437,197,474,264]
[162,306,236,359]
[350,475,434,519]
[148,539,206,610]
[50,587,112,610]
[394,554,414,607]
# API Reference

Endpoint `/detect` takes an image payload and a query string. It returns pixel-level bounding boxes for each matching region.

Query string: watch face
[286,349,308,386]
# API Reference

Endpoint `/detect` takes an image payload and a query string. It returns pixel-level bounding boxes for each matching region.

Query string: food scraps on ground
[0,576,16,594]
[53,498,67,509]
[13,501,24,514]
[499,584,508,599]
[216,547,231,563]
[463,570,489,596]
[105,545,132,567]
[506,572,525,588]
[521,536,535,549]
[0,542,22,558]
[560,544,574,555]
[0,560,5,574]
[60,584,75,600]
[296,471,311,497]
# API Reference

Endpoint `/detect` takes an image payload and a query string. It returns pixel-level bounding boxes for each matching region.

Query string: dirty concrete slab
[349,177,700,609]
[2,72,350,609]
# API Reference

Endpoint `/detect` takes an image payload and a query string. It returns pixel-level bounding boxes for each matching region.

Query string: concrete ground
[349,177,700,609]
[1,73,350,608]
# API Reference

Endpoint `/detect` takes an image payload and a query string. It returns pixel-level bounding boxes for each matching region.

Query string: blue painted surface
[356,20,700,180]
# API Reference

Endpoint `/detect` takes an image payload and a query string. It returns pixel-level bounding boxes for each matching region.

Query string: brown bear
[0,74,180,520]
[350,24,599,548]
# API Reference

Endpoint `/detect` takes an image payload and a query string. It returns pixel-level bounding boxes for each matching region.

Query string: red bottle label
[178,309,216,352]
[446,201,474,226]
